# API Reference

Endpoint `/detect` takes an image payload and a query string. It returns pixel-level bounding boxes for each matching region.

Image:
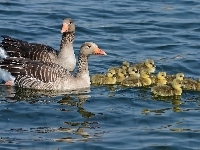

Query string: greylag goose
[0,18,76,71]
[151,79,182,96]
[132,59,156,73]
[0,42,106,91]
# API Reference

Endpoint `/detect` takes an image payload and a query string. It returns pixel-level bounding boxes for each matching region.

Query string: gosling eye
[69,21,73,24]
[87,45,91,48]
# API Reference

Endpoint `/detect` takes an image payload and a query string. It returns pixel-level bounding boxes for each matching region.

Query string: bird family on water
[0,18,199,97]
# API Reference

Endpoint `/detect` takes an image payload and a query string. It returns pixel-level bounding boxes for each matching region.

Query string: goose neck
[60,32,75,50]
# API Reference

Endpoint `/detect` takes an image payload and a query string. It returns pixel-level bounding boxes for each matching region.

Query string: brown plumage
[1,18,76,71]
[0,42,107,91]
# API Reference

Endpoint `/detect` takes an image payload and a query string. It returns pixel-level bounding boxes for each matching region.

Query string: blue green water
[1,0,200,149]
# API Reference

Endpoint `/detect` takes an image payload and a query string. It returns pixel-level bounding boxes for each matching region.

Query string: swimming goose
[151,72,167,85]
[166,73,184,85]
[122,70,151,87]
[0,42,106,91]
[151,79,182,97]
[0,18,76,71]
[132,59,156,73]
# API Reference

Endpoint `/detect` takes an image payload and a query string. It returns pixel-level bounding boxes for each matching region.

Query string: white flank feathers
[0,68,15,85]
[0,47,8,59]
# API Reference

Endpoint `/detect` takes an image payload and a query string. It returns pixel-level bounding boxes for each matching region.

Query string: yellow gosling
[132,59,156,73]
[151,79,182,97]
[166,72,184,84]
[108,61,130,73]
[116,69,127,83]
[151,72,167,85]
[122,70,151,87]
[121,61,130,70]
[91,73,105,85]
[127,66,140,78]
[103,69,117,85]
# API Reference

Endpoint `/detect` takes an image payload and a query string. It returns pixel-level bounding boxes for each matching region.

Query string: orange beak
[94,47,107,55]
[61,23,69,33]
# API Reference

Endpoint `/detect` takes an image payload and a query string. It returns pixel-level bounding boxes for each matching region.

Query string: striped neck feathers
[76,53,89,77]
[60,31,75,50]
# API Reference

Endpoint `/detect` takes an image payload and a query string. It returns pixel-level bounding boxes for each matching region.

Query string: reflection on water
[0,85,101,144]
[2,0,200,148]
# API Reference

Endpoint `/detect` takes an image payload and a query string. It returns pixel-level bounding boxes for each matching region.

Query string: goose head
[128,66,140,77]
[144,59,156,69]
[122,61,130,70]
[80,42,107,56]
[157,72,166,79]
[61,18,75,33]
[107,69,116,78]
[176,73,184,81]
[172,79,182,89]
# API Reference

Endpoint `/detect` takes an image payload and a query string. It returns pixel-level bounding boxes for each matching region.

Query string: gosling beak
[94,48,107,55]
[61,23,69,33]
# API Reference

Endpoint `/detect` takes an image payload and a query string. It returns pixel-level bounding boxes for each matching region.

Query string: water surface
[0,0,200,149]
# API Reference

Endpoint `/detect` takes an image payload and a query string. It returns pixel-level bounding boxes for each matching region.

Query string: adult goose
[0,18,76,71]
[0,42,106,91]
